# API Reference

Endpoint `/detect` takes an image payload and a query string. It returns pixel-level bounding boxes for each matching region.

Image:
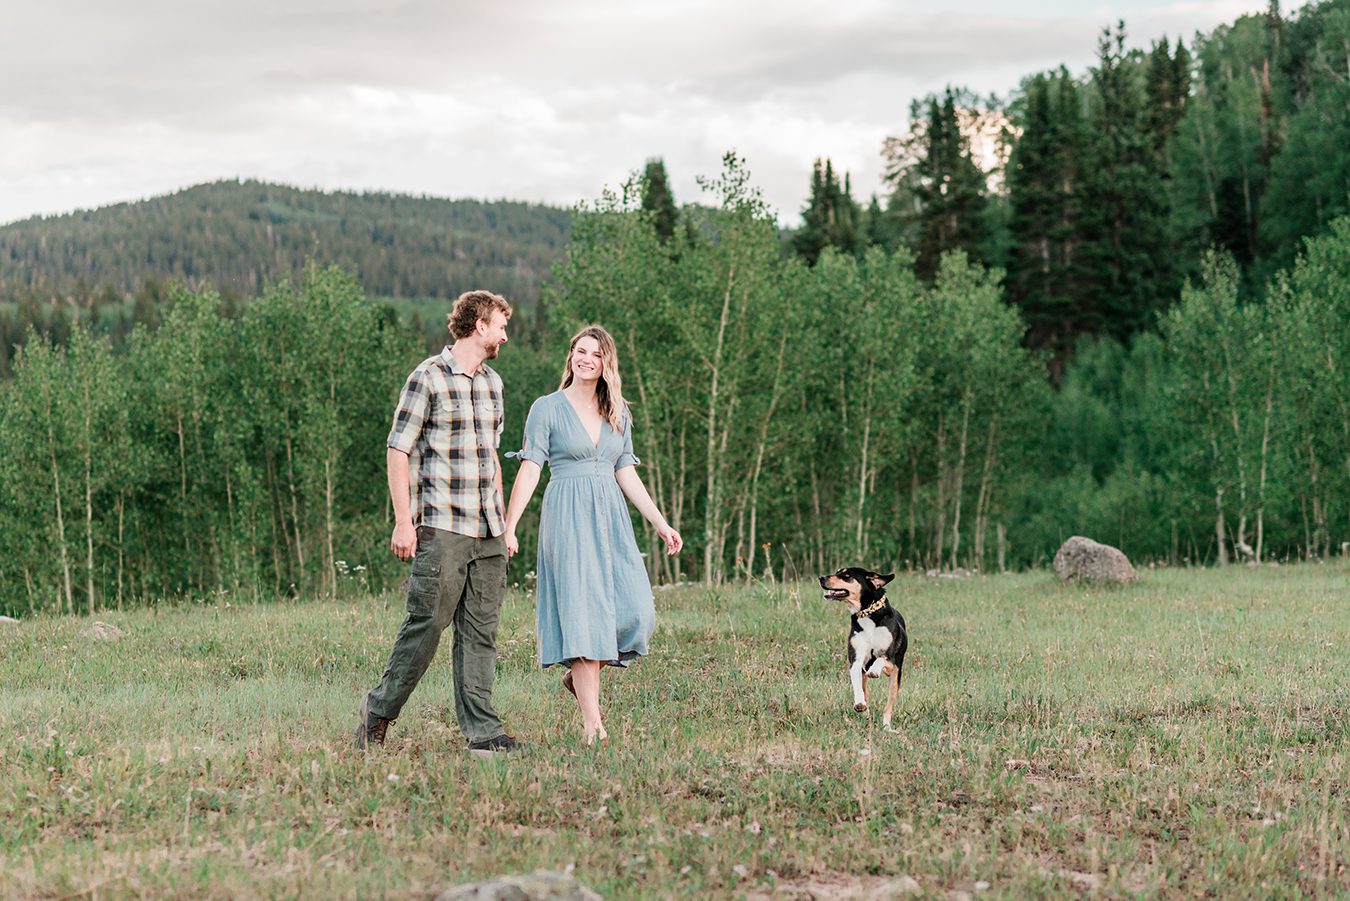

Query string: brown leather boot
[354,695,394,749]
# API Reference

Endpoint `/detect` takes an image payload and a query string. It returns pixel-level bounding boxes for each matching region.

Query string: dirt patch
[745,739,839,771]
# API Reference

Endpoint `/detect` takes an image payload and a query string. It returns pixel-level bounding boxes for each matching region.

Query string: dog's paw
[883,722,898,733]
[854,702,868,713]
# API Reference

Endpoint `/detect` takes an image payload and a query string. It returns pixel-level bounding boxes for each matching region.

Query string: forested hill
[0,180,572,306]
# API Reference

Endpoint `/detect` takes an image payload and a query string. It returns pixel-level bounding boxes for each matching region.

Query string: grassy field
[2,564,1348,899]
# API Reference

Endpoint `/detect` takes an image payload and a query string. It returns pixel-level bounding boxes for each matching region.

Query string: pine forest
[3,1,1350,615]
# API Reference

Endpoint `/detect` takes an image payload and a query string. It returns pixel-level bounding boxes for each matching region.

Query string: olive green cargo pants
[366,526,508,743]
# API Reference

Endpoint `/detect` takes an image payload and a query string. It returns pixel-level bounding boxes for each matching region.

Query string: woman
[504,325,682,744]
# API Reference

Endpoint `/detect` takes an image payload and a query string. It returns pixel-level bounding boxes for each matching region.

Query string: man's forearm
[387,448,413,525]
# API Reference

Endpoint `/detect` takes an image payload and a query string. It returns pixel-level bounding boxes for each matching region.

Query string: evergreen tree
[640,159,679,242]
[1005,70,1092,374]
[1260,4,1350,276]
[1077,23,1175,339]
[912,90,990,280]
[1145,37,1192,161]
[1170,10,1285,279]
[861,194,897,251]
[791,158,863,265]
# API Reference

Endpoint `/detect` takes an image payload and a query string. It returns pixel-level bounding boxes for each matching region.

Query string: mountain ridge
[0,179,573,307]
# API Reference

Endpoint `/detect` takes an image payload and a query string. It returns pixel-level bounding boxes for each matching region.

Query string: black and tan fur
[819,568,908,730]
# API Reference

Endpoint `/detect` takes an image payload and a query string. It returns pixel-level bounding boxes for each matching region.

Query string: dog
[819,568,908,731]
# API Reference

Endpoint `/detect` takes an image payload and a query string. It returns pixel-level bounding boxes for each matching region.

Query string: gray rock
[0,615,18,624]
[78,621,125,641]
[1053,536,1138,584]
[880,875,923,897]
[435,871,603,901]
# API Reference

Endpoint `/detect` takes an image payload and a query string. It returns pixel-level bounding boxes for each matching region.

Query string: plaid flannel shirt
[387,348,505,537]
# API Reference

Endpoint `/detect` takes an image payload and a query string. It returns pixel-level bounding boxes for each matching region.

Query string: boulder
[78,621,125,641]
[1053,536,1137,584]
[436,872,602,901]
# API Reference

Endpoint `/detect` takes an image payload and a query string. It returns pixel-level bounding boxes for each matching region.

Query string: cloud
[0,0,1263,226]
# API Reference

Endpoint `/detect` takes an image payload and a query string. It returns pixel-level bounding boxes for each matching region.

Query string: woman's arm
[616,466,682,555]
[503,460,542,558]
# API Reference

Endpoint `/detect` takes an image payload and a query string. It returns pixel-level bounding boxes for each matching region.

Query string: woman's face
[570,336,604,384]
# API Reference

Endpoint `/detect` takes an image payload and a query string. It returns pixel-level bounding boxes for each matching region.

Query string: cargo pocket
[406,550,442,617]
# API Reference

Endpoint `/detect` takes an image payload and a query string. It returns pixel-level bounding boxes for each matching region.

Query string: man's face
[478,311,510,359]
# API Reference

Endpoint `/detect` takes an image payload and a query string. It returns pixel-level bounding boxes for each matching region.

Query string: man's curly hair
[447,290,513,339]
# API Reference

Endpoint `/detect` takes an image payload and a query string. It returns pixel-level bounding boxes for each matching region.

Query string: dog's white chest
[851,617,893,658]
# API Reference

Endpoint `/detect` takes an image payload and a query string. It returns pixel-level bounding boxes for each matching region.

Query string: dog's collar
[857,596,887,618]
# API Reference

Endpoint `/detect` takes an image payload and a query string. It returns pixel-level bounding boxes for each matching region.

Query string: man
[355,289,519,755]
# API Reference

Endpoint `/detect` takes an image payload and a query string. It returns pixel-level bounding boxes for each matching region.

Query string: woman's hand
[657,524,683,556]
[505,530,519,558]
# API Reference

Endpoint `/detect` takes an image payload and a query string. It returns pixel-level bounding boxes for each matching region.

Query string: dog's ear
[868,572,895,589]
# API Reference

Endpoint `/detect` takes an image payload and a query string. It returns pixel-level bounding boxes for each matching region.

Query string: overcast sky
[1,0,1262,227]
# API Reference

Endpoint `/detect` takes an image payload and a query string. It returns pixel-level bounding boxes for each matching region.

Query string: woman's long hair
[559,325,627,432]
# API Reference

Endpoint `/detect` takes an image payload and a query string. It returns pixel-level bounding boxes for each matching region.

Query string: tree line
[4,153,1350,616]
[0,181,571,375]
[795,1,1350,376]
[5,0,1350,615]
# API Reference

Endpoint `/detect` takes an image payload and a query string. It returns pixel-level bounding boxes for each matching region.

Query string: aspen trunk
[673,423,687,583]
[1210,432,1229,565]
[908,456,919,563]
[48,422,74,614]
[1255,382,1273,562]
[1306,441,1326,559]
[324,457,337,595]
[24,567,36,615]
[285,434,305,584]
[748,333,788,579]
[1215,485,1229,566]
[932,420,948,570]
[734,508,747,579]
[176,408,190,569]
[264,450,289,590]
[949,395,972,571]
[1221,337,1250,558]
[624,329,669,583]
[808,462,824,569]
[973,417,998,572]
[116,493,125,610]
[856,414,871,558]
[84,380,95,614]
[702,263,736,584]
[224,463,238,588]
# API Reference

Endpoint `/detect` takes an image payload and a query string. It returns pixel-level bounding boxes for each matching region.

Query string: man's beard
[485,341,500,359]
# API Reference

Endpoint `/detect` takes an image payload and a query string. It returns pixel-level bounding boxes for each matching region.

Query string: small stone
[888,875,922,896]
[78,622,125,641]
[435,871,602,901]
[1059,870,1101,891]
[0,615,19,624]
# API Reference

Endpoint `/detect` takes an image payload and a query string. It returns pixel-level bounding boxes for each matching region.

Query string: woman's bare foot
[583,723,608,745]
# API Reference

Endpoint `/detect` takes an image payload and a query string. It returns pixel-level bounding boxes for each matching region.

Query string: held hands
[505,530,519,559]
[657,523,683,556]
[390,522,417,562]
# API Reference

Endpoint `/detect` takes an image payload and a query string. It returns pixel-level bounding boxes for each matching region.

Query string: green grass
[2,564,1349,898]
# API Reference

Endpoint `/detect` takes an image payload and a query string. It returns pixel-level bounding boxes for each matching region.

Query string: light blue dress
[509,392,655,669]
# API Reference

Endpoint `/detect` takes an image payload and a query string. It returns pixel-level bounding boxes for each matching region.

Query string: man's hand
[391,522,417,562]
[505,531,519,558]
